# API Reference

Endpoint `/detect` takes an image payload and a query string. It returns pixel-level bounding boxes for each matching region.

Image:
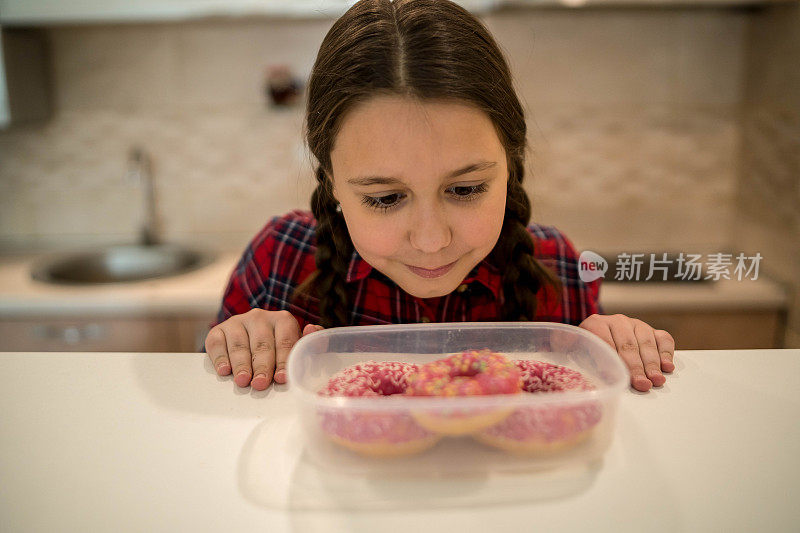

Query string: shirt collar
[345,249,373,283]
[345,249,502,300]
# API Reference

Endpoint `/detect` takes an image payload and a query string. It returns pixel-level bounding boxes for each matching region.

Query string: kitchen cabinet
[1,309,784,352]
[1,309,785,352]
[0,315,211,352]
[176,317,213,352]
[0,1,495,24]
[0,0,344,24]
[0,28,8,128]
[0,0,779,25]
[0,27,53,129]
[625,309,786,350]
[600,277,790,349]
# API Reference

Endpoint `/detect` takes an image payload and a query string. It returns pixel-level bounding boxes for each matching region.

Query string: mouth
[405,260,458,279]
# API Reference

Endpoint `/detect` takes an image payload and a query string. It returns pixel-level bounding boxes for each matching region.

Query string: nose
[408,204,452,254]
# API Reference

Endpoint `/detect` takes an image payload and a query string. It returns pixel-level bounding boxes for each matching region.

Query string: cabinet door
[0,28,9,128]
[177,318,213,353]
[629,310,785,350]
[0,1,498,24]
[0,1,354,24]
[0,317,180,352]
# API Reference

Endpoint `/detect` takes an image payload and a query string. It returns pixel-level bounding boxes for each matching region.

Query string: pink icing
[516,359,596,393]
[319,361,418,397]
[317,361,434,444]
[480,359,601,442]
[404,349,522,397]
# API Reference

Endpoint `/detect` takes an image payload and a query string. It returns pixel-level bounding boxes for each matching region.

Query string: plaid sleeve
[200,213,318,352]
[207,211,320,332]
[208,215,283,331]
[554,230,602,325]
[529,225,602,326]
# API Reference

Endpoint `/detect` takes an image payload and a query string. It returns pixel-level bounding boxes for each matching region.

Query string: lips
[406,260,457,279]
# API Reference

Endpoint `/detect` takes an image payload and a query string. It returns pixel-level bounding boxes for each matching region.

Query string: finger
[609,317,652,392]
[221,322,254,388]
[582,320,650,389]
[273,312,302,384]
[633,321,665,387]
[302,324,324,336]
[205,326,231,376]
[244,316,277,392]
[654,329,676,373]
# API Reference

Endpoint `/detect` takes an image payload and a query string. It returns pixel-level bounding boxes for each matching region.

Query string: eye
[359,183,489,213]
[361,192,405,212]
[447,183,488,201]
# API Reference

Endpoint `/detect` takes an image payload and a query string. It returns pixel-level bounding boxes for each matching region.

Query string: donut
[317,361,440,457]
[474,359,602,454]
[404,349,522,435]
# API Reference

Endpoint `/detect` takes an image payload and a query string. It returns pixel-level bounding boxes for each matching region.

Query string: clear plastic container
[287,322,628,475]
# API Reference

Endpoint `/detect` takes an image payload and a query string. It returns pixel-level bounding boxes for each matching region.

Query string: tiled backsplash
[0,106,315,249]
[0,8,748,254]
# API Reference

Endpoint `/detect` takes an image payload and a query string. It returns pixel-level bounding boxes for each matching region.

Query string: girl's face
[330,95,508,299]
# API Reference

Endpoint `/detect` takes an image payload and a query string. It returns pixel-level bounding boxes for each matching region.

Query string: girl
[205,0,676,393]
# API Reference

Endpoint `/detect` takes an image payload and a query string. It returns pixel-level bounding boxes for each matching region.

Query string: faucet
[126,147,158,246]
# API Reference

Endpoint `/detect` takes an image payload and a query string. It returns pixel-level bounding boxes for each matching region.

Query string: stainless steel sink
[30,244,213,284]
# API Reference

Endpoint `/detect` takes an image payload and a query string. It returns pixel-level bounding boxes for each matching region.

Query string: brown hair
[292,0,561,327]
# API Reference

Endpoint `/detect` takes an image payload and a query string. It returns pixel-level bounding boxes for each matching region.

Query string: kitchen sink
[30,244,214,284]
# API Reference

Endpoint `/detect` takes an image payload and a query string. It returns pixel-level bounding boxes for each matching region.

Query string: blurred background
[0,0,797,353]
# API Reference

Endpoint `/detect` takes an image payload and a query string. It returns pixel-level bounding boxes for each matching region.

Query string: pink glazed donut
[403,349,522,435]
[474,360,602,454]
[318,361,440,457]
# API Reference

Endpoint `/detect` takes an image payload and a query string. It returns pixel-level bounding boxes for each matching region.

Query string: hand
[204,309,324,391]
[578,313,675,392]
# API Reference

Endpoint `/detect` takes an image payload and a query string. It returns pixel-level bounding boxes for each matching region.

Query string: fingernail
[251,374,268,390]
[634,376,652,391]
[274,369,286,383]
[234,371,251,387]
[217,363,231,375]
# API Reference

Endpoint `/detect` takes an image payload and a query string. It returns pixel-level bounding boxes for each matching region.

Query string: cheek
[345,216,403,258]
[459,195,506,249]
[458,216,501,250]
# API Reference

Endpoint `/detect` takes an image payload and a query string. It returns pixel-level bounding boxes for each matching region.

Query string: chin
[403,279,457,299]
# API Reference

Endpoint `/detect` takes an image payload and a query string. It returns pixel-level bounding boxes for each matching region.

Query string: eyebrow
[346,160,497,187]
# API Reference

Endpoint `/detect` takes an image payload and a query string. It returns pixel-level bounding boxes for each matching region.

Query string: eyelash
[360,183,489,212]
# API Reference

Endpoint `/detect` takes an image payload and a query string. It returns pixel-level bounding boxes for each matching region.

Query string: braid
[291,166,353,328]
[490,159,563,321]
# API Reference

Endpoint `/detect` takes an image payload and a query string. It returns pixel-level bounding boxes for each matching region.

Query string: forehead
[330,95,505,182]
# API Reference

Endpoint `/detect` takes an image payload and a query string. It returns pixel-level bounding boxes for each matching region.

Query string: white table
[1,350,798,532]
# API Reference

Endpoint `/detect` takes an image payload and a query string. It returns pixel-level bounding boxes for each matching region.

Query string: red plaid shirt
[212,209,602,331]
